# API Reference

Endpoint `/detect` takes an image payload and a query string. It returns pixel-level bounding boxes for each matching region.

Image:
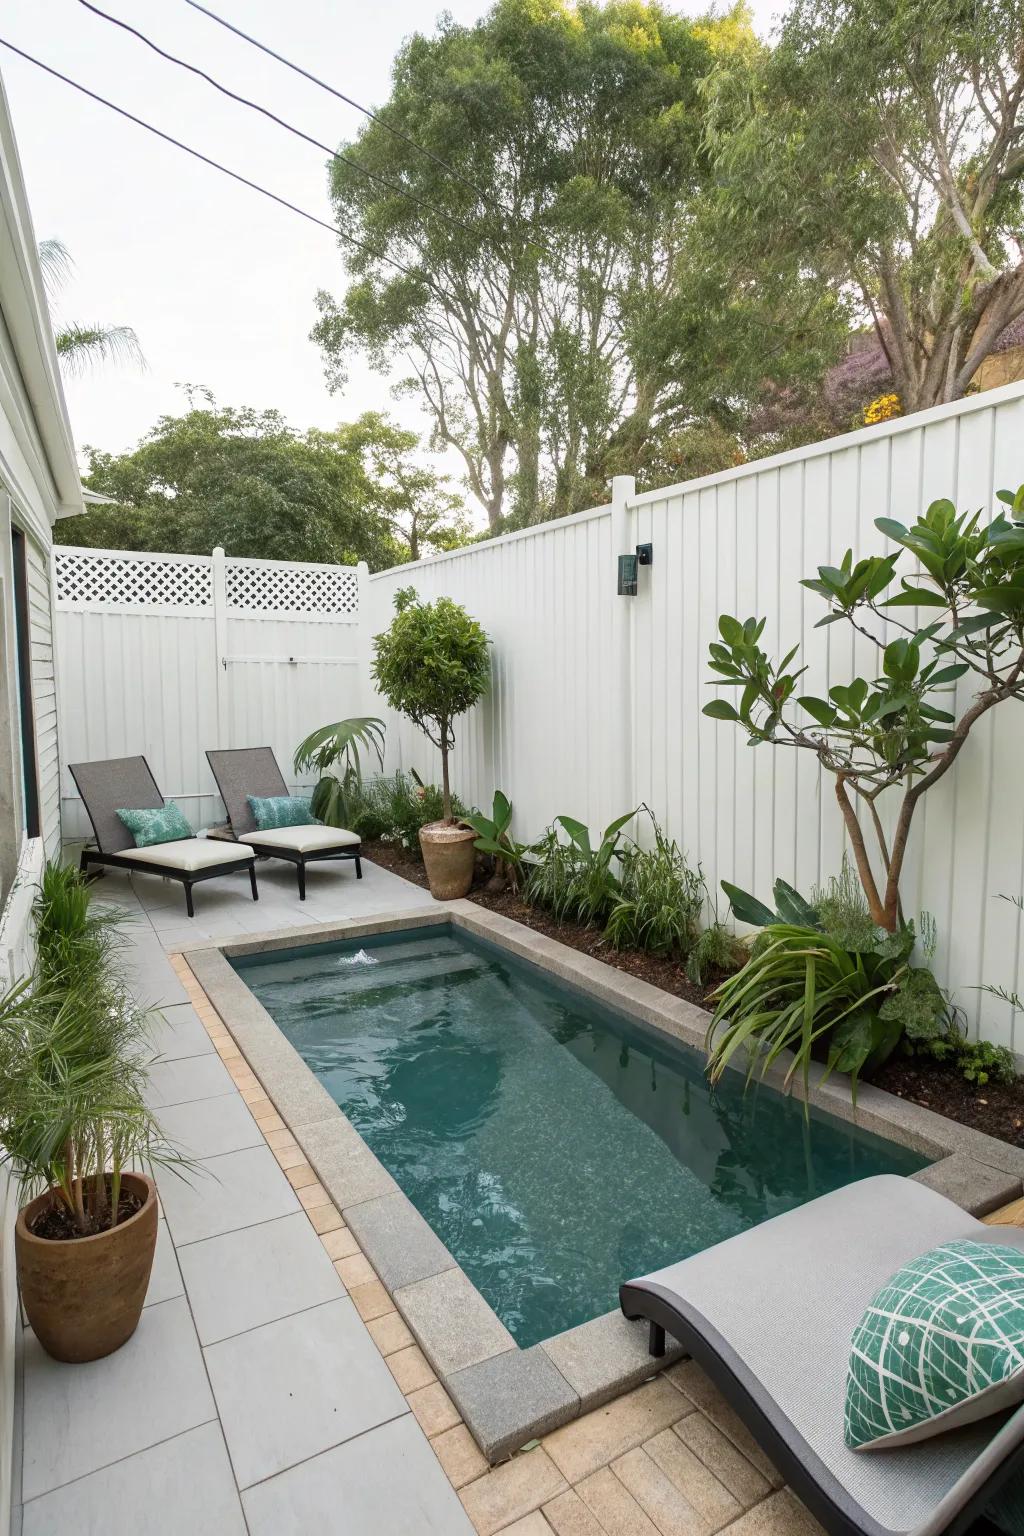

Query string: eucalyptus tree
[705,0,1024,412]
[313,0,766,530]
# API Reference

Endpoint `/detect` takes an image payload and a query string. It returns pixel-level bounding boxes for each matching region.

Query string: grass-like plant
[344,771,468,854]
[685,922,748,986]
[526,811,636,925]
[604,812,705,955]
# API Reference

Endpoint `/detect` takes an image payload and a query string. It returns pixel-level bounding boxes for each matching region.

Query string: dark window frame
[11,527,40,839]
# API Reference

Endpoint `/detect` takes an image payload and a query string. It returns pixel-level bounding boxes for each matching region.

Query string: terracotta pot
[16,1172,158,1364]
[419,821,477,900]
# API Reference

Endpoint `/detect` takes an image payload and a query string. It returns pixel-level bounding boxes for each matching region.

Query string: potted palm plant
[0,865,185,1363]
[371,588,490,898]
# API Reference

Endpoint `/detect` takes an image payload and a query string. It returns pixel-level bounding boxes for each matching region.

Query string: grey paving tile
[21,1422,245,1536]
[158,1145,300,1247]
[395,1267,516,1377]
[447,1345,579,1460]
[119,943,189,1008]
[145,1004,215,1061]
[144,1220,184,1308]
[204,1296,407,1488]
[156,1092,263,1161]
[22,1296,215,1501]
[242,1413,474,1535]
[144,1052,235,1109]
[178,1211,344,1345]
[345,1192,454,1291]
[541,1309,682,1413]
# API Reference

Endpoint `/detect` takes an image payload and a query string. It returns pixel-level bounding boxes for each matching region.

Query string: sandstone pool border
[179,900,1024,1461]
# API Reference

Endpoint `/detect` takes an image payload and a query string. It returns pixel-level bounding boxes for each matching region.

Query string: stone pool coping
[179,900,1024,1462]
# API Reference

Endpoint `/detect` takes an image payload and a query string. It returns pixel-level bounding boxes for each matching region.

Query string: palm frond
[293,717,385,778]
[38,237,74,299]
[55,324,146,376]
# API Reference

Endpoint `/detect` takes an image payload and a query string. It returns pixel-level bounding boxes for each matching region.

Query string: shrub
[604,815,704,955]
[709,874,951,1094]
[371,588,489,822]
[686,922,747,986]
[914,1030,1017,1089]
[346,771,466,855]
[525,811,635,926]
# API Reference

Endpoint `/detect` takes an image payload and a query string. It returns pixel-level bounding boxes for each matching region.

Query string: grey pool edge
[178,901,1024,1463]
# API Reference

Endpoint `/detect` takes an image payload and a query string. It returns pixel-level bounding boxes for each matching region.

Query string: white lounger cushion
[627,1175,1024,1533]
[118,838,255,871]
[239,825,360,854]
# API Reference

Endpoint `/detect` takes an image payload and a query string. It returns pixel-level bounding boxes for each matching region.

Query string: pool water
[235,924,927,1348]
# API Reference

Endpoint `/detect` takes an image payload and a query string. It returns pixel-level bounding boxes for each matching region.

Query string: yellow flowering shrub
[863,392,902,425]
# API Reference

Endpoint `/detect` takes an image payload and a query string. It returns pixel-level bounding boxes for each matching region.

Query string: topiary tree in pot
[371,587,490,898]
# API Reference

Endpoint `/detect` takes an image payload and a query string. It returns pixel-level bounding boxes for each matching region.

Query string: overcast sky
[3,0,781,489]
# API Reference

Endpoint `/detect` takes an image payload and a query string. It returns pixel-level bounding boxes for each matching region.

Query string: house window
[11,527,39,839]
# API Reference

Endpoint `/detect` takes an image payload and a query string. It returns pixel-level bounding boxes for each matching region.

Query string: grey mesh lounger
[620,1175,1024,1536]
[70,755,259,918]
[206,746,362,900]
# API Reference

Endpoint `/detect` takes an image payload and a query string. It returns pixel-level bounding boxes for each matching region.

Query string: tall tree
[705,0,1024,413]
[59,391,457,569]
[337,412,471,561]
[313,0,825,531]
[39,239,145,376]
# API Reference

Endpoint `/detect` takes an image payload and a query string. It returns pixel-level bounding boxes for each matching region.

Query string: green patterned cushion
[846,1240,1024,1451]
[116,801,193,848]
[247,794,320,831]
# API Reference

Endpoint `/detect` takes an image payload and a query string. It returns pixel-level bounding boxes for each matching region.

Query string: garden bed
[364,840,722,1009]
[873,1055,1024,1149]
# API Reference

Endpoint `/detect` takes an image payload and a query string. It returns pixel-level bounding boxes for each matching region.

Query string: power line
[180,0,553,262]
[76,0,489,246]
[0,37,460,305]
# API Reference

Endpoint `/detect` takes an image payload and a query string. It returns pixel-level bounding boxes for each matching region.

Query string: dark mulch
[368,839,1024,1150]
[873,1055,1024,1149]
[30,1188,144,1241]
[365,839,722,1009]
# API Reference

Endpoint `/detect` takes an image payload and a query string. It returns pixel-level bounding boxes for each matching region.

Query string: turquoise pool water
[235,924,928,1348]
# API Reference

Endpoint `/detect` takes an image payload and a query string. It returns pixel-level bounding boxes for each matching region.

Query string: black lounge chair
[70,755,259,918]
[206,746,362,900]
[620,1175,1024,1536]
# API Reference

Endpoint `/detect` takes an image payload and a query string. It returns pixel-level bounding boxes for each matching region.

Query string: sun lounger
[620,1175,1024,1536]
[70,755,258,918]
[206,746,361,900]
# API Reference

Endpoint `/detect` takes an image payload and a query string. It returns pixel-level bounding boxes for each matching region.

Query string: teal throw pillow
[846,1240,1024,1451]
[116,801,193,848]
[247,795,320,831]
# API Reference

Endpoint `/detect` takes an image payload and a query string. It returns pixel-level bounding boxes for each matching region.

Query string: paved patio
[15,853,821,1536]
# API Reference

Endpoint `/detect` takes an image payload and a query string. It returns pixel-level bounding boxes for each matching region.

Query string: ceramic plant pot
[16,1172,158,1364]
[419,821,477,900]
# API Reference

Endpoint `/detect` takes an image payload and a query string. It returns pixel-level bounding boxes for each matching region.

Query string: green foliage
[462,791,529,890]
[0,864,187,1234]
[63,391,460,568]
[371,590,490,820]
[39,238,145,378]
[293,718,385,830]
[344,772,467,855]
[525,810,636,926]
[705,485,1024,933]
[604,815,705,956]
[685,923,747,987]
[712,868,950,1094]
[313,0,830,529]
[916,1029,1017,1089]
[702,0,1024,411]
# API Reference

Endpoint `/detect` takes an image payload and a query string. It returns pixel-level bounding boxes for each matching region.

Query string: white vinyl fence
[364,381,1024,1049]
[54,546,366,838]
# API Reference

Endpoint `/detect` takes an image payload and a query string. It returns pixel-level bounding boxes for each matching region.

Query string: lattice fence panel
[225,561,358,616]
[54,550,213,609]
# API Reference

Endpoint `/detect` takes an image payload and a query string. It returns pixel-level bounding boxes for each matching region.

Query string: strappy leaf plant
[462,791,530,892]
[705,482,1024,933]
[526,810,637,925]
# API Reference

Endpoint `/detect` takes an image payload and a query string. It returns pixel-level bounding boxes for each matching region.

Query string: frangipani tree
[705,482,1024,933]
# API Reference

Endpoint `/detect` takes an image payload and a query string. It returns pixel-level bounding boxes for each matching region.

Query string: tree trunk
[440,742,452,823]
